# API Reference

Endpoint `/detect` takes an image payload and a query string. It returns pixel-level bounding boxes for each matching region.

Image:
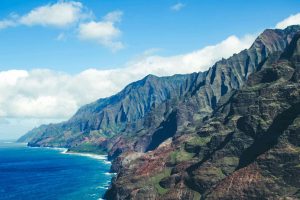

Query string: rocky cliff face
[18,73,199,149]
[19,26,300,156]
[91,25,300,158]
[105,31,300,200]
[18,26,300,199]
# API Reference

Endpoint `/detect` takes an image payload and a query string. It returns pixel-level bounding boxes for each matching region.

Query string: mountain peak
[19,26,300,152]
[250,25,300,52]
[144,74,158,80]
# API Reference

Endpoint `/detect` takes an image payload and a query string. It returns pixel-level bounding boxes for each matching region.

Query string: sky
[0,0,300,140]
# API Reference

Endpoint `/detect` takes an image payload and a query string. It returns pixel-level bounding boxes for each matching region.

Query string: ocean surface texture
[0,141,112,200]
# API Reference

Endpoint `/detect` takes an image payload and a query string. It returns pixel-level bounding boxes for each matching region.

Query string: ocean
[0,141,113,200]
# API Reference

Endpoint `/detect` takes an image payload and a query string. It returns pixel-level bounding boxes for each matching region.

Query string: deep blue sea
[0,141,113,200]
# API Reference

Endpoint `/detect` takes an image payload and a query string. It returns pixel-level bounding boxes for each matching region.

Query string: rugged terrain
[19,25,300,199]
[105,32,300,199]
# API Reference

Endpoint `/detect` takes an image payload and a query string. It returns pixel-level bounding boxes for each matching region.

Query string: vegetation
[169,149,195,164]
[69,142,106,154]
[149,168,172,195]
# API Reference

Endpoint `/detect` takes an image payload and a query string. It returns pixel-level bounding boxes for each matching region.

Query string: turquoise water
[0,142,112,200]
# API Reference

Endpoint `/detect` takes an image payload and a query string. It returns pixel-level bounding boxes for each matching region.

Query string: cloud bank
[0,9,299,138]
[0,34,255,119]
[276,13,300,29]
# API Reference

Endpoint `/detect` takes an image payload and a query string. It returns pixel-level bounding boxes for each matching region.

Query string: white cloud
[0,2,124,50]
[141,48,163,56]
[1,12,299,139]
[0,34,255,120]
[78,11,124,51]
[19,1,86,27]
[171,3,185,11]
[103,10,123,23]
[276,13,300,29]
[0,1,89,29]
[126,34,255,76]
[0,19,16,30]
[0,13,19,29]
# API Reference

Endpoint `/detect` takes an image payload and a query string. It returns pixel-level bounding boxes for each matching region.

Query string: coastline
[27,144,115,197]
[62,151,112,165]
[60,149,116,195]
[2,142,113,199]
[28,145,113,166]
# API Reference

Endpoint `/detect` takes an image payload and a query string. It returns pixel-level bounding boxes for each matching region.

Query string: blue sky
[0,0,300,140]
[0,0,299,73]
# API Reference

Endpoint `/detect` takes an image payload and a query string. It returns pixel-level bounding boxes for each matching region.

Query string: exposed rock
[17,26,300,200]
[19,26,300,155]
[105,31,300,199]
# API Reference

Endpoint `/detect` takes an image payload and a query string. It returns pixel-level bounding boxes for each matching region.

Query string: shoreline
[27,144,115,197]
[62,151,112,165]
[59,149,116,195]
[28,145,113,165]
[3,142,114,199]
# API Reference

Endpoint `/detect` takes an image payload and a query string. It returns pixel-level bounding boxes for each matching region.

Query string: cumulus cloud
[0,1,88,29]
[170,3,185,11]
[276,13,300,29]
[1,12,300,138]
[19,1,86,27]
[78,11,124,51]
[0,34,255,120]
[0,1,124,50]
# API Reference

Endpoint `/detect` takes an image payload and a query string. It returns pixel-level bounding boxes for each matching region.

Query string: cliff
[19,26,300,155]
[18,25,300,199]
[105,30,300,200]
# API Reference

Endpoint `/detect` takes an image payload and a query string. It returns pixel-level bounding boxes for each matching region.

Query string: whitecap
[103,160,112,165]
[97,186,109,189]
[50,147,68,152]
[62,152,108,160]
[104,172,112,176]
[29,146,68,153]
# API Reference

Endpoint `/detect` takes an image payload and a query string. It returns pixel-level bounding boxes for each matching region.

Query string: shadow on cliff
[146,111,178,152]
[237,102,300,169]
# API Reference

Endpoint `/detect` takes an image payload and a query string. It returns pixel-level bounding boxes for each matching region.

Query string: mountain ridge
[19,26,300,155]
[18,25,300,199]
[105,30,300,200]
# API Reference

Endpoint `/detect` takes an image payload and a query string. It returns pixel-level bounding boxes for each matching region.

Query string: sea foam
[63,152,108,160]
